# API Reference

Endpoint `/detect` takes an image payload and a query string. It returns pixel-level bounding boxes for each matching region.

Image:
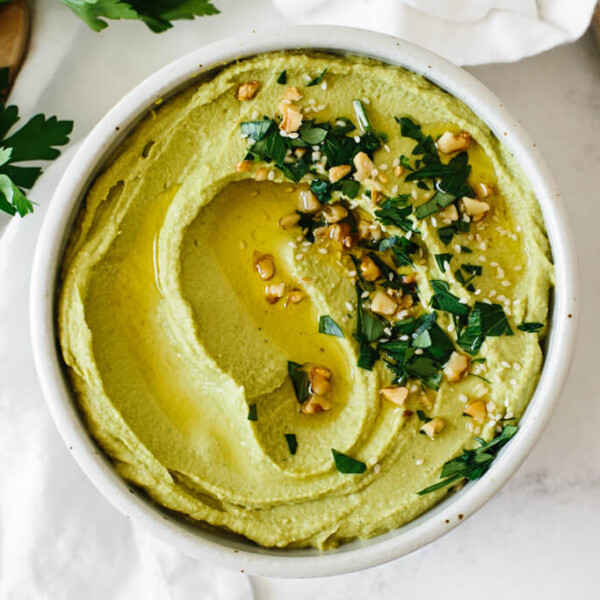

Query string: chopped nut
[464,400,487,423]
[353,152,375,181]
[297,189,320,213]
[278,212,301,230]
[236,81,259,101]
[254,167,268,181]
[378,173,389,184]
[236,160,252,173]
[265,282,286,303]
[309,365,331,396]
[462,197,490,221]
[282,86,303,102]
[393,165,404,177]
[371,189,381,204]
[403,273,417,285]
[444,351,469,383]
[253,252,275,280]
[475,182,495,199]
[294,147,307,159]
[360,256,381,281]
[370,290,398,316]
[285,288,306,306]
[438,203,459,221]
[436,131,471,154]
[402,294,413,309]
[301,395,332,414]
[329,222,357,250]
[322,203,348,223]
[280,104,303,133]
[421,417,445,439]
[328,164,352,183]
[381,386,409,407]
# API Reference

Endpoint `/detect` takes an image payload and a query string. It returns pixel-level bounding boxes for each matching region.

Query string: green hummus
[58,52,553,549]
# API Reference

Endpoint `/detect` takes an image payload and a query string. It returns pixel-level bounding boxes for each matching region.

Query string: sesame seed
[379,163,388,171]
[510,379,517,387]
[354,135,361,143]
[411,190,418,200]
[400,335,409,341]
[447,322,455,332]
[392,185,399,195]
[415,349,424,355]
[516,225,522,232]
[478,255,487,263]
[321,81,327,90]
[295,253,303,260]
[410,385,418,393]
[348,270,357,277]
[362,97,370,104]
[454,244,461,253]
[489,289,497,297]
[513,362,521,370]
[288,241,297,248]
[501,280,511,287]
[415,458,424,466]
[383,327,392,336]
[474,289,481,295]
[317,247,327,255]
[288,132,299,139]
[431,217,438,227]
[373,464,381,474]
[443,261,450,271]
[384,144,391,153]
[406,231,413,240]
[345,302,354,312]
[514,265,522,271]
[368,456,378,466]
[267,171,275,181]
[302,73,312,82]
[501,360,511,369]
[459,394,468,403]
[490,261,499,267]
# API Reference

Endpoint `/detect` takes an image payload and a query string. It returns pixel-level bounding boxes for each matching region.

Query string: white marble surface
[253,33,600,599]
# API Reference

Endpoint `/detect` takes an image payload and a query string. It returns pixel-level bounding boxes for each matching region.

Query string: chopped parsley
[435,253,452,273]
[332,449,366,474]
[457,302,513,355]
[285,433,298,455]
[429,280,469,317]
[306,68,327,87]
[517,322,544,333]
[288,361,311,404]
[276,70,287,84]
[319,315,344,338]
[247,403,257,421]
[418,425,518,495]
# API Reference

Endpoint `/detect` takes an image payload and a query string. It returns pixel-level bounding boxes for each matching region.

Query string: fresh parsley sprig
[60,0,219,33]
[0,80,73,217]
[418,425,518,495]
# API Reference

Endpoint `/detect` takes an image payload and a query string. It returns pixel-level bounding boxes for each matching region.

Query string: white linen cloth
[0,0,596,597]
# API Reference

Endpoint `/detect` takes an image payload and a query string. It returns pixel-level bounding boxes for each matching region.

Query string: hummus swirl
[58,53,553,549]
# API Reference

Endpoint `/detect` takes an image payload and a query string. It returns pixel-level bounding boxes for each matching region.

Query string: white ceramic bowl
[30,26,579,578]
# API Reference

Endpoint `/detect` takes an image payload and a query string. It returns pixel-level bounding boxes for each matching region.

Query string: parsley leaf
[247,403,257,421]
[306,68,327,87]
[61,0,219,33]
[319,315,344,338]
[418,425,518,495]
[414,190,456,220]
[374,195,414,232]
[435,253,452,273]
[457,302,513,355]
[332,449,366,474]
[429,280,470,317]
[517,322,544,333]
[288,361,311,404]
[0,103,73,217]
[285,433,297,455]
[277,70,287,84]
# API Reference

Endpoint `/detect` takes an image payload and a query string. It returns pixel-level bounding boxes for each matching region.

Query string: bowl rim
[29,25,579,578]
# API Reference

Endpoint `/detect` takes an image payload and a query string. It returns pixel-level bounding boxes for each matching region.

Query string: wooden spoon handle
[0,0,30,100]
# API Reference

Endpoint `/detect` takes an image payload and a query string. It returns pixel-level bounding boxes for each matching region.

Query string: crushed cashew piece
[421,417,445,439]
[381,386,409,407]
[297,189,320,213]
[436,131,471,154]
[280,104,303,133]
[464,400,487,423]
[462,197,490,221]
[253,252,275,281]
[370,290,398,316]
[329,164,352,183]
[236,160,252,173]
[302,395,332,414]
[353,152,375,181]
[360,256,381,282]
[444,351,470,383]
[278,212,301,230]
[322,203,348,223]
[265,282,286,303]
[236,81,259,101]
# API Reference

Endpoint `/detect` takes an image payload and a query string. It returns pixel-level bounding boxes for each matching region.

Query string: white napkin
[271,0,597,65]
[0,0,596,596]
